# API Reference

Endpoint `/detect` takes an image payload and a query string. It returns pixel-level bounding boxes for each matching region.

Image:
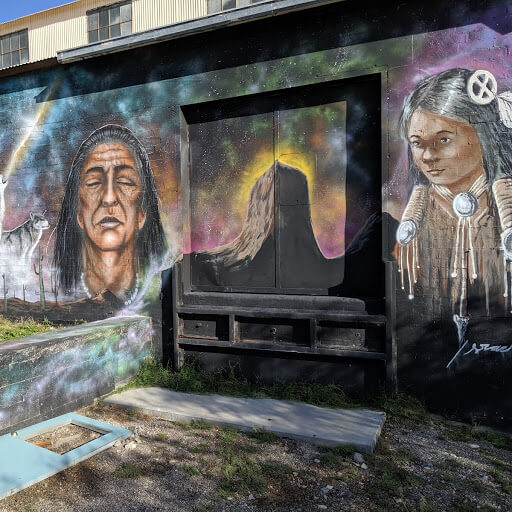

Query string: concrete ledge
[0,316,152,435]
[105,387,385,453]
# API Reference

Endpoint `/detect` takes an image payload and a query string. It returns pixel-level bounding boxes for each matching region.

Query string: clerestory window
[0,29,29,69]
[207,0,269,14]
[87,1,132,44]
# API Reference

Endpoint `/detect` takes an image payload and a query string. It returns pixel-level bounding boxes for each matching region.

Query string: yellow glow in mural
[235,146,317,206]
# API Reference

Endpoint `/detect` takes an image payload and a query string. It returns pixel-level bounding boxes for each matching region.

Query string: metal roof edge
[57,0,344,64]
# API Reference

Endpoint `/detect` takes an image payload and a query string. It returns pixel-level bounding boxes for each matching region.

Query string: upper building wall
[0,0,208,64]
[134,0,206,34]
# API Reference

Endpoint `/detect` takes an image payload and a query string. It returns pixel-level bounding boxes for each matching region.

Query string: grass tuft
[0,315,54,342]
[373,392,430,423]
[245,428,278,444]
[319,444,355,467]
[113,462,142,479]
[219,428,238,442]
[219,452,266,494]
[320,451,344,467]
[182,464,201,476]
[439,424,512,450]
[490,468,512,495]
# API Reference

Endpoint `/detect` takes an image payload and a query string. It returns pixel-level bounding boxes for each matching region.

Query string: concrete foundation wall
[0,316,152,435]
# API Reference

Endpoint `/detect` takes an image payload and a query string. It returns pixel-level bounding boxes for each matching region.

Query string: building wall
[0,0,208,63]
[133,0,206,33]
[0,0,509,429]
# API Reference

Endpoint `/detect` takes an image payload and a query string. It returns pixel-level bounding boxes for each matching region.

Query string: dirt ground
[1,400,511,512]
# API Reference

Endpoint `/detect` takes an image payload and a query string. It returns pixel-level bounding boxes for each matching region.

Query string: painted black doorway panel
[184,74,382,296]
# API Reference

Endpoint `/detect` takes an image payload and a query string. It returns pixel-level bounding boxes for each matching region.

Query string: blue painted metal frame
[0,413,131,500]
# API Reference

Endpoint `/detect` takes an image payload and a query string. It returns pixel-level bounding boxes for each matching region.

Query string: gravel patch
[0,401,510,512]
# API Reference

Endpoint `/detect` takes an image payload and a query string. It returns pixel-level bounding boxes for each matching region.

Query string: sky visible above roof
[0,1,72,24]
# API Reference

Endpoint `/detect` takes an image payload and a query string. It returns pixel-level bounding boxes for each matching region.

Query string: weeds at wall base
[115,356,427,417]
[116,356,512,451]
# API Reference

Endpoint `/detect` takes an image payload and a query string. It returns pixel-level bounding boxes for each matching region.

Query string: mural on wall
[187,101,349,258]
[395,68,512,368]
[54,125,168,306]
[0,0,509,426]
[186,78,383,296]
[0,125,169,319]
[0,76,177,322]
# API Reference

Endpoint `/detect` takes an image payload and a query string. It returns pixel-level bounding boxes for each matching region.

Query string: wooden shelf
[177,336,386,360]
[176,304,386,325]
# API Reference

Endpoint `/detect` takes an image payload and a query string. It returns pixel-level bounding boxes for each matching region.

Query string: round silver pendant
[452,192,478,218]
[396,219,418,245]
[502,228,512,260]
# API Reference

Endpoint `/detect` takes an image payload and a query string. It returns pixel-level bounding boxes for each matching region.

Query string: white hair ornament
[467,69,512,128]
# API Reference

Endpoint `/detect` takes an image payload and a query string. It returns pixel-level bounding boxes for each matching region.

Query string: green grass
[213,440,267,495]
[219,452,266,495]
[191,442,210,454]
[245,428,278,444]
[190,419,212,430]
[480,450,512,472]
[219,428,238,442]
[363,451,422,508]
[153,465,167,475]
[319,444,355,467]
[434,470,458,484]
[118,357,431,422]
[441,458,463,471]
[0,315,53,341]
[469,478,486,494]
[319,451,344,467]
[182,464,201,476]
[259,462,294,477]
[449,503,497,512]
[439,424,512,450]
[113,462,142,479]
[373,393,430,423]
[490,468,512,495]
[172,420,192,430]
[173,419,212,431]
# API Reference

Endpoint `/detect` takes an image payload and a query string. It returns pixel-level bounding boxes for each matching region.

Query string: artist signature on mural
[464,343,512,355]
[447,340,512,368]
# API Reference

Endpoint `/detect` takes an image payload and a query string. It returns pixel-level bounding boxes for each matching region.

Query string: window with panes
[0,29,29,69]
[207,0,268,13]
[87,1,132,43]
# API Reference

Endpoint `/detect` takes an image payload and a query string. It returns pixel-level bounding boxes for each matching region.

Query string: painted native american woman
[396,68,512,349]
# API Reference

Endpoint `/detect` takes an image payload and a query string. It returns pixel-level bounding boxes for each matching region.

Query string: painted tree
[50,271,59,306]
[2,274,7,314]
[33,246,45,311]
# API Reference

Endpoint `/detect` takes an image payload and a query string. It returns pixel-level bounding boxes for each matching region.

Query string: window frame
[0,29,29,69]
[207,0,267,14]
[87,0,132,44]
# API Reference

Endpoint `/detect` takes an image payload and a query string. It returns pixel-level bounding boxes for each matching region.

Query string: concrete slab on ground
[105,388,385,453]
